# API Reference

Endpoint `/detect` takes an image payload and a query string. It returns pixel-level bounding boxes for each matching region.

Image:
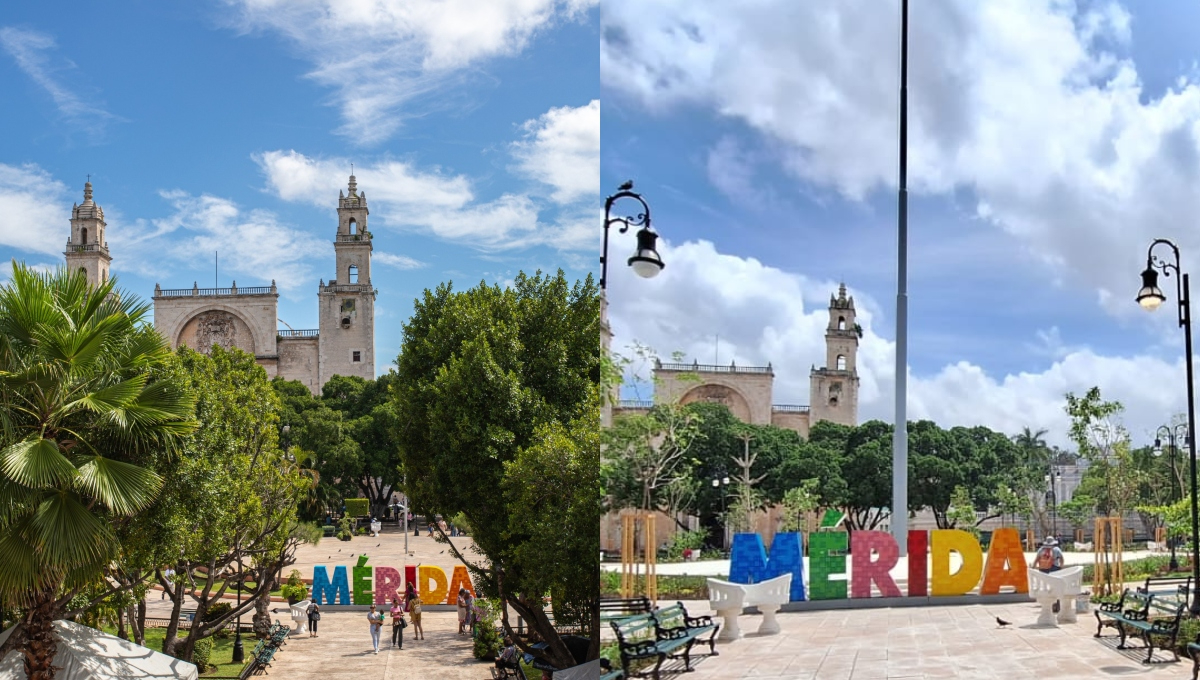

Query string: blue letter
[729,532,806,602]
[312,565,351,605]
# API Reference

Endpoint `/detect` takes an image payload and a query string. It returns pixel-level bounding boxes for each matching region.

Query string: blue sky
[0,0,598,376]
[601,0,1200,447]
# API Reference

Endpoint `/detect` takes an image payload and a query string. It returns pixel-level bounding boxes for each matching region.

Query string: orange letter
[979,528,1029,595]
[930,529,983,596]
[447,565,476,605]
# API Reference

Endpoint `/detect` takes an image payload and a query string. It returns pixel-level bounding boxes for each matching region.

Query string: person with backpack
[1033,536,1064,573]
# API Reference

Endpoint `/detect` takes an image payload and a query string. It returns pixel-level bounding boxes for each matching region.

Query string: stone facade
[610,283,860,437]
[62,179,377,395]
[63,182,111,288]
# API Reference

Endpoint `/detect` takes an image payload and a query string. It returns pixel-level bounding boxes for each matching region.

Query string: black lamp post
[231,552,244,663]
[601,181,664,291]
[1045,468,1060,539]
[1154,423,1189,571]
[1137,237,1200,614]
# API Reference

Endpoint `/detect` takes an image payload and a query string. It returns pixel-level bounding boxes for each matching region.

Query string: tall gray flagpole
[892,0,910,555]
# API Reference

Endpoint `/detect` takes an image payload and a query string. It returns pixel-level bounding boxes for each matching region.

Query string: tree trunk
[161,577,185,658]
[116,607,127,640]
[21,589,60,680]
[135,598,146,646]
[252,568,275,640]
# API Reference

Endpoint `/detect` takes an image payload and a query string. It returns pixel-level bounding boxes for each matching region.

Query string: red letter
[850,530,902,598]
[907,530,928,597]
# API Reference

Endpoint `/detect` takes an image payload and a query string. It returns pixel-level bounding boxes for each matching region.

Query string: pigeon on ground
[440,550,445,554]
[377,543,380,547]
[338,549,341,552]
[996,617,1012,627]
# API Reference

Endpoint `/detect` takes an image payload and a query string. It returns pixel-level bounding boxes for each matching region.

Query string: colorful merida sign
[312,555,476,605]
[730,527,1029,601]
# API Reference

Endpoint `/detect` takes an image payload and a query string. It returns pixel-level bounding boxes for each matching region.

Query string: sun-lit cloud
[511,100,599,204]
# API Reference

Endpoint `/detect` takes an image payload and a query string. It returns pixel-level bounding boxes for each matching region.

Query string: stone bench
[706,574,791,640]
[1028,566,1082,626]
[289,599,311,634]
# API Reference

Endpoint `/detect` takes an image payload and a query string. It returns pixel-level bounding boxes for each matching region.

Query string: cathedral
[604,283,860,436]
[63,176,376,395]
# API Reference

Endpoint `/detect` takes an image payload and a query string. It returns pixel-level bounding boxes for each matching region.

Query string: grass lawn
[100,624,249,677]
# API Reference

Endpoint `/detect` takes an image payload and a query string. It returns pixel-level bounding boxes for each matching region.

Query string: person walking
[405,583,424,641]
[390,597,406,649]
[462,589,476,637]
[457,588,468,635]
[367,604,384,654]
[307,602,321,638]
[161,567,174,600]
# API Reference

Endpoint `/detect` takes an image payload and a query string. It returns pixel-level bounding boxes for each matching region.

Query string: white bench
[1073,541,1093,551]
[742,574,791,635]
[289,599,312,634]
[1028,567,1082,626]
[707,574,791,639]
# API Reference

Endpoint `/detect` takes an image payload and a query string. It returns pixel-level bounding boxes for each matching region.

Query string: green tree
[147,346,312,661]
[0,264,197,679]
[392,271,598,668]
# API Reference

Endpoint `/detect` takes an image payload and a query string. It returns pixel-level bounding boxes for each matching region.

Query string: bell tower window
[81,228,88,244]
[837,355,847,371]
[348,265,358,284]
[349,218,357,235]
[837,316,845,330]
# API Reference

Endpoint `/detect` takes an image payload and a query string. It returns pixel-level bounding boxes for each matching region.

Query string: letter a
[979,527,1029,595]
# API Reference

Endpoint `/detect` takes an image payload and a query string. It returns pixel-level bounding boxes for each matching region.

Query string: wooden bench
[1121,598,1185,663]
[1139,575,1192,603]
[601,596,653,621]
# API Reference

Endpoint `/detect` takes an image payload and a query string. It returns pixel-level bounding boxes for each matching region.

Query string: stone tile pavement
[658,600,1193,679]
[261,610,496,679]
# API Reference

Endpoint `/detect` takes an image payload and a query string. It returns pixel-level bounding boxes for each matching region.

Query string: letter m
[728,532,806,602]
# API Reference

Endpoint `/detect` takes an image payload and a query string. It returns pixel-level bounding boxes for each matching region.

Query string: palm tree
[0,264,196,679]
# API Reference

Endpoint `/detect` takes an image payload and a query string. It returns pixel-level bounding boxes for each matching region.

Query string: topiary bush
[192,637,213,671]
[344,498,369,517]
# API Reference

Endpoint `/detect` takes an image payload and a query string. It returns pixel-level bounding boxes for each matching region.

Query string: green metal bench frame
[1119,598,1185,663]
[610,613,682,680]
[651,602,719,668]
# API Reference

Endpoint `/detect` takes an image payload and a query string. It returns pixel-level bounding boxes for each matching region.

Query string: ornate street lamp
[1138,238,1200,613]
[601,181,664,290]
[1154,424,1190,571]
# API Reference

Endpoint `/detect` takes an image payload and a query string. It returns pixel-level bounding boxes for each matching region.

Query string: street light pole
[892,0,911,556]
[1137,238,1200,614]
[1155,424,1187,571]
[601,182,665,292]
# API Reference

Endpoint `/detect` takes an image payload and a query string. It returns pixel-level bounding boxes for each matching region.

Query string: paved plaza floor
[658,599,1191,679]
[263,610,494,679]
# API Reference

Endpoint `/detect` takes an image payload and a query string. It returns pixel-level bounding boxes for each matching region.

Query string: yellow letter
[418,565,449,605]
[930,529,983,596]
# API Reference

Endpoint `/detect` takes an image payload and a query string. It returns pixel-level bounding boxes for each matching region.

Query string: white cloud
[601,0,1200,319]
[606,232,1190,450]
[374,251,425,270]
[256,149,588,251]
[512,100,600,204]
[0,163,71,256]
[144,191,327,293]
[0,27,119,134]
[225,0,596,143]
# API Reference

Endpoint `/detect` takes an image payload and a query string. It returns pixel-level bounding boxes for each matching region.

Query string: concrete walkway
[665,598,1189,679]
[262,610,495,679]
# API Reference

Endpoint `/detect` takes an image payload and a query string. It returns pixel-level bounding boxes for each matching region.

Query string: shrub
[281,582,308,601]
[344,498,369,517]
[202,602,232,624]
[665,529,707,562]
[471,598,502,659]
[192,637,213,671]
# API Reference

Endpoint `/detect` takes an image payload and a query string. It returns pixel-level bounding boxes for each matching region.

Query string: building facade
[610,283,861,437]
[63,178,376,394]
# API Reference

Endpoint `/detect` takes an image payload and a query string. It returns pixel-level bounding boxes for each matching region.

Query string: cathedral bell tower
[64,181,111,287]
[318,174,376,382]
[809,283,860,426]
